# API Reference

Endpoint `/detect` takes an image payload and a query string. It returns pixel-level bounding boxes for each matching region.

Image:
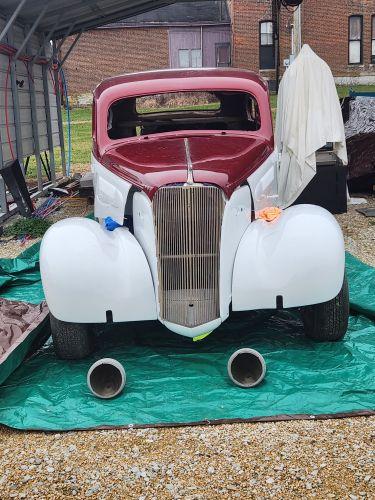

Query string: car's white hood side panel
[133,191,160,315]
[92,155,131,224]
[219,185,252,319]
[247,149,279,212]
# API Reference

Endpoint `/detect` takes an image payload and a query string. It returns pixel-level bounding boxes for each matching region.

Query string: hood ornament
[184,138,194,185]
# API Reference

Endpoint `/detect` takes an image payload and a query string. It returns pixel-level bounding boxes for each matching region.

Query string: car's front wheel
[50,314,95,359]
[301,274,349,341]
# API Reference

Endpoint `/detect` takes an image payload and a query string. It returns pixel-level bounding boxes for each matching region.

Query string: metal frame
[6,22,24,167]
[0,1,62,221]
[60,30,83,67]
[41,42,56,183]
[53,41,67,177]
[51,21,76,63]
[0,182,54,222]
[14,3,49,60]
[0,0,28,41]
[25,26,43,192]
[272,0,281,93]
[51,1,178,38]
[0,0,191,222]
[0,127,6,216]
[33,12,63,61]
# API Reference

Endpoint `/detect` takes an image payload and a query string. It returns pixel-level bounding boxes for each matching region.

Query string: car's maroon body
[92,68,274,199]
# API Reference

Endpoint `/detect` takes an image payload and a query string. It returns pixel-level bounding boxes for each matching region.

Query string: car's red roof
[92,67,274,198]
[94,68,268,100]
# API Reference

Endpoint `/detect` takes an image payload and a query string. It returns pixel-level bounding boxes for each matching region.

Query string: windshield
[107,90,261,140]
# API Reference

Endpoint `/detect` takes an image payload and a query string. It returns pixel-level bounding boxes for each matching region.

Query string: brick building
[231,0,375,86]
[63,0,375,101]
[63,1,231,103]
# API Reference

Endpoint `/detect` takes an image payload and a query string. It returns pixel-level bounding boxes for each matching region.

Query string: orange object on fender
[257,206,282,222]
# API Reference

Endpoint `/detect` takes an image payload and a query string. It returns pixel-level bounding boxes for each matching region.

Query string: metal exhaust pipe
[227,348,266,388]
[87,358,126,399]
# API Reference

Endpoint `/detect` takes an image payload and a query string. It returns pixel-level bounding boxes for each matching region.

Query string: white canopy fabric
[275,44,348,208]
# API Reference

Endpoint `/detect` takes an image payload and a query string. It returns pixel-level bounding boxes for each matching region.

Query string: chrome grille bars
[153,185,225,328]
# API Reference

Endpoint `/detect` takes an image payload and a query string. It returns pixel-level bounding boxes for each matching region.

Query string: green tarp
[0,243,42,304]
[0,244,374,431]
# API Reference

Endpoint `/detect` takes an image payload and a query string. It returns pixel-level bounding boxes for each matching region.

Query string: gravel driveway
[0,195,374,499]
[0,418,374,498]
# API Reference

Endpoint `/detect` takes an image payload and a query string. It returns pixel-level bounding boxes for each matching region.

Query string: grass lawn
[25,84,375,181]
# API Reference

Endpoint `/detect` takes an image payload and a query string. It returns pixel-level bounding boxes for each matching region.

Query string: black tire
[50,314,94,360]
[301,274,349,341]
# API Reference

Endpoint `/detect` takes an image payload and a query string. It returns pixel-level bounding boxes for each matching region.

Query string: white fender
[232,204,345,311]
[40,218,157,323]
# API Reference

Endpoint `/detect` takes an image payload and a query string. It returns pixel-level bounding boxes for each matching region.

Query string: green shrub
[4,217,52,239]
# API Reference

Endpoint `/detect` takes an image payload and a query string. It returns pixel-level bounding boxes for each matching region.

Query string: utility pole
[293,4,302,56]
[272,0,304,93]
[272,0,281,93]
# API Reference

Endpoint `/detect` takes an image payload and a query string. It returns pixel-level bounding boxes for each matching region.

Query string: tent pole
[14,3,50,60]
[0,0,28,42]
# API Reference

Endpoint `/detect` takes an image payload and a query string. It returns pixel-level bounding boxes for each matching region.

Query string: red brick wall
[63,0,375,99]
[231,0,269,71]
[62,27,169,100]
[231,0,375,80]
[301,0,374,80]
[230,0,293,78]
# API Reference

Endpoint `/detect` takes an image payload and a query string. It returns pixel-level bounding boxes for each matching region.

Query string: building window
[215,43,231,67]
[259,21,275,70]
[349,15,363,64]
[178,48,202,68]
[372,16,375,64]
[191,49,202,68]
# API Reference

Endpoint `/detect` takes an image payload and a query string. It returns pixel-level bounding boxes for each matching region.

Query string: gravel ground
[0,418,374,499]
[0,193,374,499]
[335,195,375,267]
[0,196,92,259]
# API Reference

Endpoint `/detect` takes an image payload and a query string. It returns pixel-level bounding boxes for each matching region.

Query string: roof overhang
[0,0,191,39]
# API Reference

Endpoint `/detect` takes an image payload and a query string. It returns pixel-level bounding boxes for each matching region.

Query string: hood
[101,133,273,199]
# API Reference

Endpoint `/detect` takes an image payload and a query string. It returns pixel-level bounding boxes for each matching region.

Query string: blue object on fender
[104,217,122,231]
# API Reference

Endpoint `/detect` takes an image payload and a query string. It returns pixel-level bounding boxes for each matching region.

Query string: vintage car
[40,68,349,359]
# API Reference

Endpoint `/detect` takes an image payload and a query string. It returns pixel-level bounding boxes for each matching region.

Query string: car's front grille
[153,185,225,328]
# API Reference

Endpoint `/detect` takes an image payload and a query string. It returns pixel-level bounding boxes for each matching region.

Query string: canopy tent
[0,0,188,222]
[275,44,348,208]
